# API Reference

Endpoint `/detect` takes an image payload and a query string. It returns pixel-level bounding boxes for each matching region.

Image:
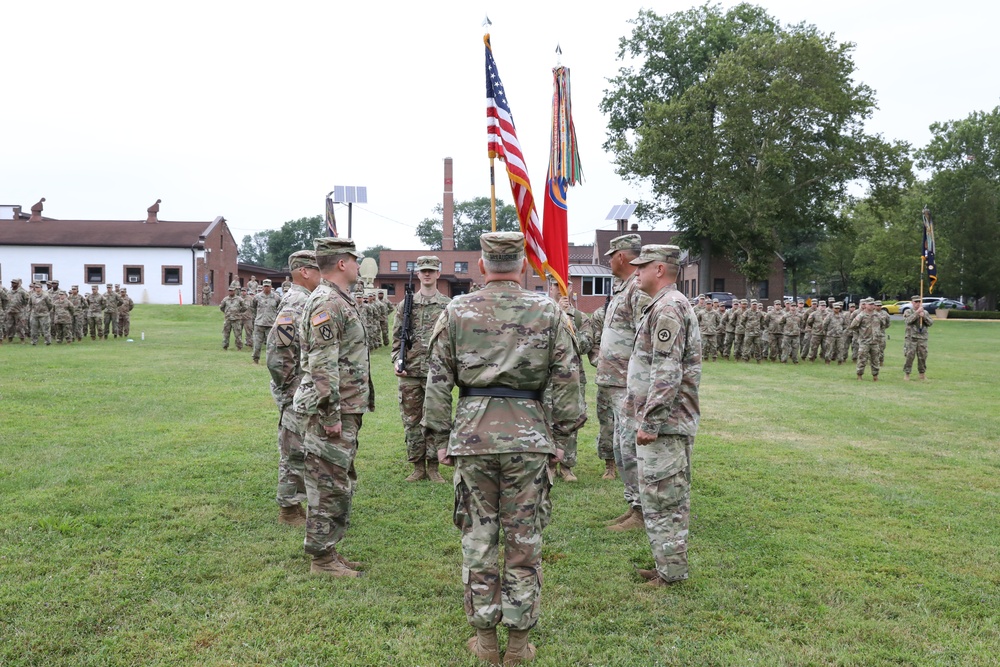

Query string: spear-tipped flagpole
[484,14,497,232]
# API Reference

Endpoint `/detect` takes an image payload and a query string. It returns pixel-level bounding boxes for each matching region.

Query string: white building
[0,201,239,305]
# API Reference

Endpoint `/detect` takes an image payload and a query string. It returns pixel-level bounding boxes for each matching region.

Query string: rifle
[395,269,416,374]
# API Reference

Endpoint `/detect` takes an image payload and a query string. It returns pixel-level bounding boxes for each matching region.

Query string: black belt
[459,386,542,401]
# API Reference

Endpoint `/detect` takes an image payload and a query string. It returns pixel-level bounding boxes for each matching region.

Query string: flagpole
[489,157,497,232]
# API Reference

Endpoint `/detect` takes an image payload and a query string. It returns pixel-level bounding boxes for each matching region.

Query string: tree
[237,216,325,269]
[601,4,911,289]
[362,244,391,266]
[239,231,270,266]
[416,196,519,250]
[916,107,1000,307]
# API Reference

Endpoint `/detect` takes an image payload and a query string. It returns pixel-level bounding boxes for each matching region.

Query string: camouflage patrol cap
[604,233,642,256]
[874,300,883,306]
[712,298,720,303]
[288,250,318,271]
[261,279,272,286]
[31,282,40,288]
[629,244,681,266]
[416,255,442,271]
[774,300,781,305]
[106,284,113,288]
[50,280,59,286]
[227,285,235,291]
[314,236,363,258]
[910,295,921,302]
[740,299,749,305]
[71,285,79,290]
[91,284,99,290]
[480,231,525,261]
[833,302,842,309]
[11,278,20,285]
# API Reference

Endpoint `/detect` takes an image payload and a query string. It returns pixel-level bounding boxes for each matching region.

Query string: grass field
[1,306,998,666]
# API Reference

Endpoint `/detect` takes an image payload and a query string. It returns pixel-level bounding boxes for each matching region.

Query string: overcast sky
[4,0,998,254]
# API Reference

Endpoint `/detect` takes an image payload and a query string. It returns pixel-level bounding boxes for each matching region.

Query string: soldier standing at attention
[875,300,890,366]
[375,291,391,347]
[741,300,763,362]
[51,283,76,344]
[597,234,651,533]
[220,287,246,350]
[246,275,259,294]
[586,296,618,479]
[767,301,784,362]
[28,282,53,345]
[292,237,372,577]
[823,302,845,364]
[848,298,881,382]
[733,299,748,360]
[202,282,211,306]
[801,300,817,357]
[67,285,84,341]
[720,300,736,360]
[392,256,451,483]
[697,299,719,361]
[807,301,829,361]
[85,285,104,340]
[118,288,134,338]
[6,279,29,343]
[845,302,860,361]
[102,284,120,339]
[240,288,256,351]
[778,300,802,364]
[267,251,321,526]
[422,232,584,665]
[627,245,701,587]
[548,278,588,483]
[252,279,281,365]
[903,295,933,381]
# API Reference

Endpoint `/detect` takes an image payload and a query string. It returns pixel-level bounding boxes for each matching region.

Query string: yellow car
[881,300,903,314]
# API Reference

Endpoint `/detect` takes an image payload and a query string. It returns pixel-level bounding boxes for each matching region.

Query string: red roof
[0,218,223,248]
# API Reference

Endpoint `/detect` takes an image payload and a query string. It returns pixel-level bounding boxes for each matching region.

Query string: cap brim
[629,257,654,265]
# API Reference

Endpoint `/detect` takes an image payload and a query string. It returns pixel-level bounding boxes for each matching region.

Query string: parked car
[881,300,903,314]
[898,296,952,315]
[704,291,736,309]
[936,298,971,311]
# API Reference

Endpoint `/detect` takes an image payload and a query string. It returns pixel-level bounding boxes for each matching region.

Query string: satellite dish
[359,257,378,288]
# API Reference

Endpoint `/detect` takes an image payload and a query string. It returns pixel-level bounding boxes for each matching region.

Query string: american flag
[485,34,547,278]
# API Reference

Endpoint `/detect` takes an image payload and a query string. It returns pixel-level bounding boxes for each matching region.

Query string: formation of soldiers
[1,279,133,345]
[354,289,391,351]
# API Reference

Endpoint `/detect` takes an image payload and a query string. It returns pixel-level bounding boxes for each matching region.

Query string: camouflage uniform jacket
[876,310,890,340]
[268,285,311,408]
[253,291,281,327]
[743,309,763,335]
[219,295,246,320]
[0,288,7,313]
[103,290,120,313]
[626,285,702,436]
[68,292,85,316]
[28,291,53,315]
[243,295,256,321]
[391,290,451,377]
[766,310,784,335]
[735,309,747,334]
[584,301,607,366]
[808,309,829,334]
[721,308,735,333]
[51,291,75,324]
[697,308,719,336]
[779,309,803,336]
[596,273,651,388]
[903,309,932,341]
[847,310,880,344]
[823,311,844,337]
[85,291,104,315]
[422,280,585,457]
[291,279,373,428]
[118,295,134,314]
[7,287,28,314]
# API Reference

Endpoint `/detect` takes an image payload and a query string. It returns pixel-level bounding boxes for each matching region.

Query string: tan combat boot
[904,374,910,381]
[606,507,634,526]
[873,375,879,382]
[607,507,644,532]
[466,628,501,665]
[557,465,578,483]
[332,547,365,570]
[405,461,427,482]
[278,505,306,527]
[503,629,536,666]
[310,553,362,577]
[601,459,617,480]
[426,461,447,484]
[919,373,926,380]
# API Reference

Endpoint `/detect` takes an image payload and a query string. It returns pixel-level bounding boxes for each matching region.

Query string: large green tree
[602,3,910,290]
[916,107,1000,307]
[238,216,325,269]
[416,197,519,250]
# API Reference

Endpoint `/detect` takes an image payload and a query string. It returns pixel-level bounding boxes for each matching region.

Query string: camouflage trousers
[823,336,843,362]
[594,385,615,461]
[808,334,826,361]
[53,321,73,343]
[857,341,880,378]
[721,331,735,358]
[716,332,725,357]
[701,333,717,361]
[638,434,693,583]
[878,338,887,367]
[768,333,782,361]
[30,315,52,344]
[845,331,857,361]
[222,319,243,349]
[780,335,800,363]
[86,314,102,339]
[5,311,26,340]
[103,311,118,337]
[380,319,389,346]
[608,387,640,509]
[242,320,254,349]
[118,313,131,338]
[453,452,553,631]
[903,338,929,375]
[303,414,362,558]
[733,333,745,360]
[742,334,761,361]
[800,331,811,357]
[253,324,271,362]
[398,375,437,463]
[276,410,307,508]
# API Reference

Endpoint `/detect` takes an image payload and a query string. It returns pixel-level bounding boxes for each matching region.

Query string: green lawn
[1,306,998,666]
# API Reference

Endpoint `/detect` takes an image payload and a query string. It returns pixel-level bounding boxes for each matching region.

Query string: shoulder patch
[311,311,331,327]
[655,317,681,347]
[276,314,294,326]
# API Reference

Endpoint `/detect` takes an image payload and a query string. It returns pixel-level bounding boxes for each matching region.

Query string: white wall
[0,246,200,304]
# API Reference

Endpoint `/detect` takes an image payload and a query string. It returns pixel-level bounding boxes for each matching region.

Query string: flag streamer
[922,207,936,294]
[326,197,338,238]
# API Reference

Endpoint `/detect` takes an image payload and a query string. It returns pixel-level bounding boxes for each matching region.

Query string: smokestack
[146,199,161,224]
[442,157,455,251]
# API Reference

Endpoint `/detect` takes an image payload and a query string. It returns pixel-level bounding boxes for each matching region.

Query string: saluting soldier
[422,232,584,665]
[392,256,451,483]
[848,298,881,381]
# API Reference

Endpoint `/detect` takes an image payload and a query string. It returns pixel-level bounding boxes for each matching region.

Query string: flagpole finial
[555,43,562,66]
[483,14,492,30]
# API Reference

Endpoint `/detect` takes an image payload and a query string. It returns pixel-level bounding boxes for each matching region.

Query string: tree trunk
[698,236,711,296]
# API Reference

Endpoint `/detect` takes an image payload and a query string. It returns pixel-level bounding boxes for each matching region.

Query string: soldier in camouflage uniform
[627,245,701,587]
[5,279,29,342]
[875,300,890,366]
[778,301,803,364]
[118,288,134,337]
[823,302,845,364]
[240,288,256,351]
[85,285,104,340]
[375,291,391,347]
[267,251,321,526]
[0,285,7,341]
[422,232,584,665]
[767,301,784,361]
[801,301,817,357]
[720,301,737,360]
[807,301,829,361]
[220,287,246,350]
[903,295,933,381]
[741,300,763,362]
[50,282,76,344]
[292,237,373,577]
[848,298,881,381]
[28,282,53,345]
[733,299,748,360]
[392,256,451,483]
[246,275,259,294]
[67,285,84,341]
[281,276,292,295]
[102,284,120,339]
[597,234,651,533]
[697,300,719,361]
[845,302,859,361]
[546,279,589,483]
[253,279,282,364]
[586,297,617,479]
[202,282,212,306]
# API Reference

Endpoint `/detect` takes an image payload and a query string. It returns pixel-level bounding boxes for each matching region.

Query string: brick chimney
[28,198,45,222]
[442,157,455,251]
[146,198,161,223]
[11,205,21,220]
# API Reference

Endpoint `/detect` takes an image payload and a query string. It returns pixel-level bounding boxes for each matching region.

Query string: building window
[683,280,689,296]
[690,279,697,296]
[454,262,468,274]
[580,276,613,296]
[406,261,417,272]
[758,280,769,300]
[714,278,725,292]
[85,265,105,284]
[31,264,51,283]
[390,261,399,272]
[162,266,182,285]
[534,286,545,292]
[124,265,144,285]
[209,269,215,292]
[381,283,396,296]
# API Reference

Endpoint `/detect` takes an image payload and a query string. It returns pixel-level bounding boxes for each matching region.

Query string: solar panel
[331,185,368,204]
[605,203,637,220]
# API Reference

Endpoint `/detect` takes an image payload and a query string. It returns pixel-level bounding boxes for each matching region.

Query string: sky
[4,0,998,255]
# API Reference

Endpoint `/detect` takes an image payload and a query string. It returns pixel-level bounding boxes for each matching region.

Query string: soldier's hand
[323,422,342,438]
[553,448,565,463]
[437,448,454,466]
[558,296,572,312]
[636,429,657,445]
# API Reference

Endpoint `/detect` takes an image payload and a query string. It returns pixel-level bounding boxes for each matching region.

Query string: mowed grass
[1,306,998,666]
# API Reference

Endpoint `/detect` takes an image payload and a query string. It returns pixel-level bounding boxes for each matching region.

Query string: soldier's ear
[478,258,486,276]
